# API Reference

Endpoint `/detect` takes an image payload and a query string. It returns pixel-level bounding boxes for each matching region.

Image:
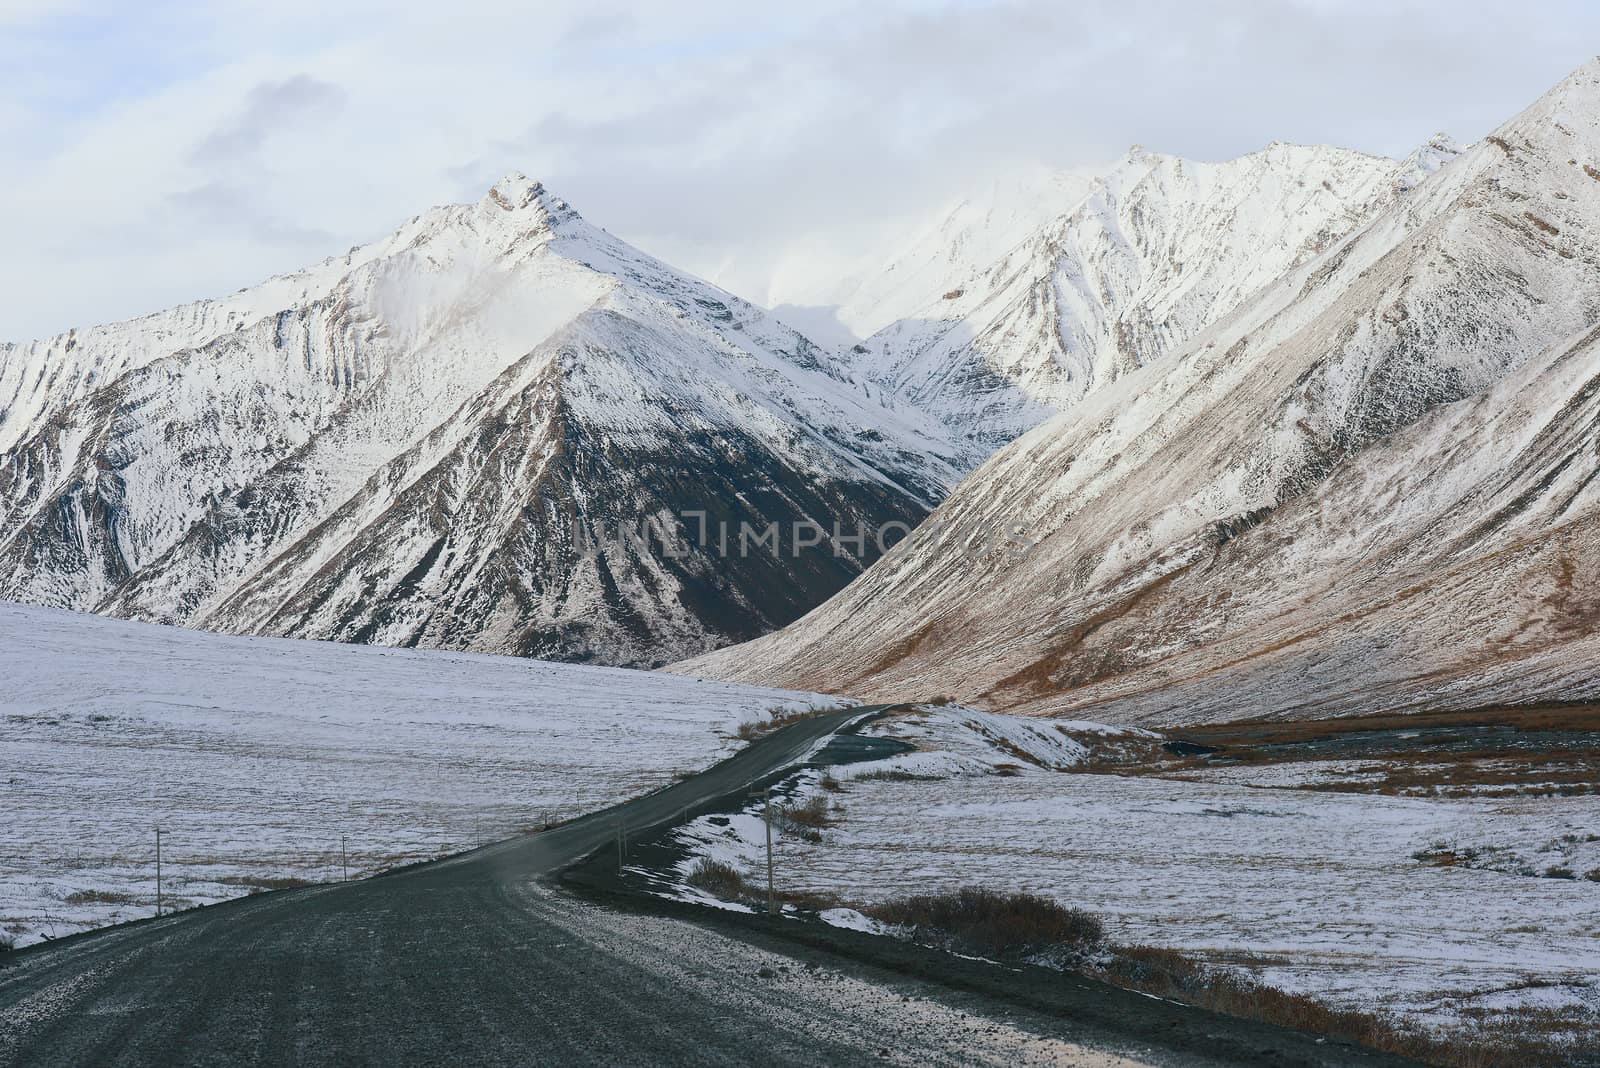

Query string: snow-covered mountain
[677,61,1600,724]
[0,176,964,666]
[767,164,1102,345]
[844,136,1462,453]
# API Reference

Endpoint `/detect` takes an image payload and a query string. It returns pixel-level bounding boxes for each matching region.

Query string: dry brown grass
[684,858,840,912]
[685,858,744,899]
[773,888,842,911]
[1143,702,1600,797]
[865,887,1104,962]
[854,767,945,783]
[854,885,1599,1066]
[733,704,839,743]
[63,889,139,906]
[1093,945,1600,1066]
[1088,942,1600,1066]
[1175,702,1600,743]
[780,796,835,829]
[213,875,316,892]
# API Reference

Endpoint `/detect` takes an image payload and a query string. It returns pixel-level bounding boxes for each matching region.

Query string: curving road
[0,709,1412,1067]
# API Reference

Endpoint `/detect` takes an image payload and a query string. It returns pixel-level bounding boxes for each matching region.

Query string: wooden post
[155,827,163,918]
[764,791,775,915]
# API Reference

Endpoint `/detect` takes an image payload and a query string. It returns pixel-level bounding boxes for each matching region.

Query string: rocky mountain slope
[845,136,1462,453]
[0,176,963,665]
[677,61,1600,723]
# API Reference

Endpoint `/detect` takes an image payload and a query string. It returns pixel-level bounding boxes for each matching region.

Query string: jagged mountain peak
[0,163,965,669]
[1513,53,1600,114]
[841,136,1438,458]
[1474,58,1600,177]
[1393,132,1463,189]
[480,171,581,228]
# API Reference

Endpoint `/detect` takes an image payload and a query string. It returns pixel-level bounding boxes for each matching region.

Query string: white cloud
[2,0,1597,339]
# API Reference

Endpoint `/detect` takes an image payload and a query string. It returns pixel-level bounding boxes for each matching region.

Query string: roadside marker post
[154,827,164,918]
[341,834,349,882]
[764,790,775,915]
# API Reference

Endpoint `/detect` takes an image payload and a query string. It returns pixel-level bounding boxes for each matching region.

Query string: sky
[2,0,1598,340]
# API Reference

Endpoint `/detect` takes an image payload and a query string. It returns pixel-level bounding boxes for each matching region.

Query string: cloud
[165,180,337,247]
[189,74,346,164]
[3,0,1599,339]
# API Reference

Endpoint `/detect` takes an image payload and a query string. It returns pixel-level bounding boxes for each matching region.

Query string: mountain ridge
[839,135,1464,455]
[675,59,1600,723]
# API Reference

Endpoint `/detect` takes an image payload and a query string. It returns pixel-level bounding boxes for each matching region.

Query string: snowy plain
[666,706,1600,1037]
[0,602,845,947]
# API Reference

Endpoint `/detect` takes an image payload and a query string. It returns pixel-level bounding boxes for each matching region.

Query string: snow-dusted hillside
[768,165,1101,344]
[845,137,1460,452]
[0,602,846,947]
[679,61,1600,723]
[0,177,964,666]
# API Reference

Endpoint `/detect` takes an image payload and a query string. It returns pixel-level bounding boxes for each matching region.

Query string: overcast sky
[3,0,1597,340]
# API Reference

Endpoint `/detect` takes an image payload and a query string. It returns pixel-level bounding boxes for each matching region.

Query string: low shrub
[855,768,944,783]
[781,796,834,829]
[776,888,842,911]
[214,875,315,893]
[865,887,1103,961]
[1095,945,1600,1067]
[855,882,1598,1067]
[685,858,744,900]
[63,889,138,906]
[733,704,835,743]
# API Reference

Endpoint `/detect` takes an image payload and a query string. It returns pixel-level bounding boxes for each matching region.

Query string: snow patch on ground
[0,603,847,947]
[662,706,1600,1036]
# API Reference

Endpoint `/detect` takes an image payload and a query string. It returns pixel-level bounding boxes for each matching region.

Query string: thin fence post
[341,834,348,882]
[764,790,775,915]
[155,827,163,918]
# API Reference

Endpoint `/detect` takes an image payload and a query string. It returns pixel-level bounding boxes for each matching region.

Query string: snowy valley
[7,44,1600,1068]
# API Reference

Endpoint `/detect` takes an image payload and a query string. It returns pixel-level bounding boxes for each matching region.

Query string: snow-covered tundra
[0,602,845,947]
[665,706,1600,1045]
